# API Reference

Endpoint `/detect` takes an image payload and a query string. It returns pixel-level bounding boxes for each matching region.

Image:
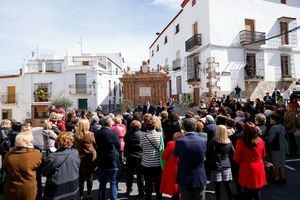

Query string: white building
[0,52,124,125]
[149,0,300,105]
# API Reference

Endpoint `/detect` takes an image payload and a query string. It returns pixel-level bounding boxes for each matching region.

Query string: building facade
[149,0,300,105]
[0,53,124,125]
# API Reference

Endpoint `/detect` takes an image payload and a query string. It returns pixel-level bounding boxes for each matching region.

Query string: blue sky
[0,0,181,71]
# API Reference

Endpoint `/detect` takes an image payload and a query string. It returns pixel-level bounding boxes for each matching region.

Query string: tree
[48,93,73,110]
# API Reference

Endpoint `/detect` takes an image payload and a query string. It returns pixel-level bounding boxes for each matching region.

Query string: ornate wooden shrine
[120,61,170,105]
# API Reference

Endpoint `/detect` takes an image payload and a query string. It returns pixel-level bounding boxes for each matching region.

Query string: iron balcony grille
[239,30,266,46]
[69,84,92,95]
[185,34,202,52]
[172,58,181,71]
[0,94,17,104]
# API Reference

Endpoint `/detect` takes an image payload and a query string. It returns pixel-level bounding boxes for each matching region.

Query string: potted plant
[34,88,49,102]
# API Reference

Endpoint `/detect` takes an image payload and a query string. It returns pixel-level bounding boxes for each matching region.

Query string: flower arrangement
[34,88,49,102]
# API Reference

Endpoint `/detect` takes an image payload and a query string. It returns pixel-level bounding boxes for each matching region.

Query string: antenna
[80,36,83,56]
[36,45,39,59]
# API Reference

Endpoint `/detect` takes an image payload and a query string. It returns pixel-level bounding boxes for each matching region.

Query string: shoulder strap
[55,153,71,171]
[144,134,160,152]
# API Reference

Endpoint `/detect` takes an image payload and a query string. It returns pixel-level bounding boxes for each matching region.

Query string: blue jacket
[204,123,217,144]
[174,132,207,188]
[95,127,121,170]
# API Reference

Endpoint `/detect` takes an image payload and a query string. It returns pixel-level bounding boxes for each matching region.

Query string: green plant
[121,99,134,112]
[48,93,73,110]
[34,88,49,102]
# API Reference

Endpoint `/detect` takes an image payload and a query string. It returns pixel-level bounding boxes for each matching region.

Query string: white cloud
[151,0,181,10]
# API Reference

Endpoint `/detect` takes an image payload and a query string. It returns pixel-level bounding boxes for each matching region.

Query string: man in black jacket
[142,101,156,115]
[95,116,120,200]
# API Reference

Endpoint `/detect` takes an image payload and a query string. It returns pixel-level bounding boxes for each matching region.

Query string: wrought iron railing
[172,58,181,71]
[185,34,202,52]
[239,30,266,46]
[0,94,17,104]
[69,85,92,95]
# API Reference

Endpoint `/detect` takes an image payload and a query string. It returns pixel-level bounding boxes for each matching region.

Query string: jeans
[236,93,242,103]
[180,185,206,200]
[98,169,118,200]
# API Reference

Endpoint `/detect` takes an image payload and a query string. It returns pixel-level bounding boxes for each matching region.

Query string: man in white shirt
[281,85,292,106]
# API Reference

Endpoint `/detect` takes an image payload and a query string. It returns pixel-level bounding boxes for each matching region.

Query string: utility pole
[80,36,83,56]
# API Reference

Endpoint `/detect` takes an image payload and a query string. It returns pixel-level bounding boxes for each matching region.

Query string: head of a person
[215,125,231,144]
[12,121,22,132]
[1,119,11,129]
[101,116,114,128]
[234,121,244,132]
[21,123,32,132]
[150,116,161,131]
[43,120,53,130]
[49,112,58,123]
[266,92,270,96]
[196,120,205,132]
[89,114,99,125]
[169,112,180,122]
[114,115,123,125]
[206,115,215,124]
[145,101,150,107]
[145,116,156,131]
[130,120,142,132]
[287,103,296,112]
[270,114,282,125]
[15,132,34,147]
[197,109,208,117]
[183,118,196,132]
[185,111,195,119]
[76,119,90,139]
[255,113,266,126]
[172,131,185,141]
[57,132,74,149]
[143,113,152,123]
[242,122,259,148]
[160,111,168,120]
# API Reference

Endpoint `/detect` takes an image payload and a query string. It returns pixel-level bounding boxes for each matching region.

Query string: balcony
[185,34,202,52]
[0,94,17,104]
[239,30,266,46]
[187,65,200,84]
[69,84,92,95]
[172,58,181,71]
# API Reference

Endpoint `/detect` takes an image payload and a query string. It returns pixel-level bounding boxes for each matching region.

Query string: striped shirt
[141,130,162,168]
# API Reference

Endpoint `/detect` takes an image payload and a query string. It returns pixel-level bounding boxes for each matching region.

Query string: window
[108,62,112,74]
[82,61,89,66]
[78,99,88,110]
[151,50,154,57]
[281,55,290,77]
[1,109,12,120]
[175,24,180,34]
[176,76,182,94]
[280,22,289,45]
[192,0,196,6]
[109,80,112,96]
[281,0,286,4]
[113,82,117,96]
[116,68,118,75]
[119,83,122,96]
[164,36,168,44]
[156,44,159,52]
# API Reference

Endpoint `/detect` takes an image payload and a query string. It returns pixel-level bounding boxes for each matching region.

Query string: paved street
[33,128,300,200]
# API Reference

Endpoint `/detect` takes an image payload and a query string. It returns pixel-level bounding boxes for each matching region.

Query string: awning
[278,16,296,23]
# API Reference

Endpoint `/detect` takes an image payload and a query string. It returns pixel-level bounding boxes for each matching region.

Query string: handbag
[270,127,282,151]
[144,133,165,169]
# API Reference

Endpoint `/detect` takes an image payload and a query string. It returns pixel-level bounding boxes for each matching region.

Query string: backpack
[0,129,11,153]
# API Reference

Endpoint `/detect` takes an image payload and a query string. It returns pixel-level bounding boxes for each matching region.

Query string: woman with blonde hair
[74,119,97,200]
[3,132,42,200]
[42,120,57,155]
[206,125,234,200]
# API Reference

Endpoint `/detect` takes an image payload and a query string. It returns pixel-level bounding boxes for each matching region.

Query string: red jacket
[233,138,267,189]
[160,141,179,196]
[111,124,126,152]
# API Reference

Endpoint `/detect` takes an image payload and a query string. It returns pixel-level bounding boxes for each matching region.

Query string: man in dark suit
[95,116,120,200]
[174,118,207,200]
[142,101,156,115]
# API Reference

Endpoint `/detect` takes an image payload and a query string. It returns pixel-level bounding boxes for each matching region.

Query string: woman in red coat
[160,131,185,199]
[234,122,266,200]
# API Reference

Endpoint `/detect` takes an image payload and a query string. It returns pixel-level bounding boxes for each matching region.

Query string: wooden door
[193,55,200,79]
[245,19,255,41]
[246,53,256,77]
[281,55,290,77]
[193,22,198,35]
[194,88,200,106]
[7,86,16,103]
[280,22,289,45]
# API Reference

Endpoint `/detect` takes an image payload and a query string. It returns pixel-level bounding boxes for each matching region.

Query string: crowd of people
[0,92,299,200]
